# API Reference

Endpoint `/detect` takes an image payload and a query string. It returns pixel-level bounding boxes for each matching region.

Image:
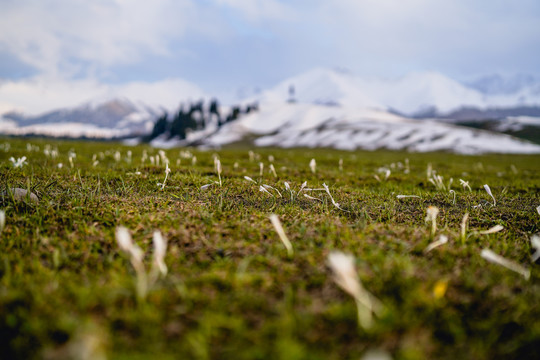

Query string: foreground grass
[1,138,539,359]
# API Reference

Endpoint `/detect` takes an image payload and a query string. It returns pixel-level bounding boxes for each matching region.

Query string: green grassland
[1,138,539,359]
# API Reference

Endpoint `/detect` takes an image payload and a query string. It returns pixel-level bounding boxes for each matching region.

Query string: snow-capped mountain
[200,102,540,154]
[0,98,161,138]
[357,71,487,115]
[249,68,540,117]
[251,68,383,109]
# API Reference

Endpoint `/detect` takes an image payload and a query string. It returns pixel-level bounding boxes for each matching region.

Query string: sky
[1,0,540,113]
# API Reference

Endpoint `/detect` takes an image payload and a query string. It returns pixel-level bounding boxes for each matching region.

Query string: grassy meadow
[1,138,539,359]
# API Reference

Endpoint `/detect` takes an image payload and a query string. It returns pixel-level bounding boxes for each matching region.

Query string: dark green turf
[1,138,539,359]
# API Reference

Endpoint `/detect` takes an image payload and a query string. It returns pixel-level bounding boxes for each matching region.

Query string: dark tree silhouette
[145,98,260,141]
[146,112,169,141]
[170,105,197,139]
[209,98,220,125]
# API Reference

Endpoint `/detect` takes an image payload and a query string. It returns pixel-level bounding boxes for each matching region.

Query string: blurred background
[1,0,540,153]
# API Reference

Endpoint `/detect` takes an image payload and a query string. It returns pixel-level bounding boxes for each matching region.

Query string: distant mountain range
[247,68,540,117]
[1,68,540,153]
[0,98,161,139]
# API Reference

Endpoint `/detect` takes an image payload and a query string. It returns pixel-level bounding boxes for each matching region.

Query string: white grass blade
[424,235,448,253]
[259,162,264,177]
[244,176,257,184]
[283,182,293,200]
[269,164,277,177]
[483,184,496,206]
[115,226,147,298]
[481,249,530,280]
[299,181,307,194]
[322,183,345,210]
[215,159,222,186]
[263,184,282,198]
[284,182,291,191]
[309,159,316,174]
[396,195,420,199]
[460,213,469,242]
[425,206,439,236]
[476,225,504,235]
[0,210,5,233]
[530,234,540,262]
[161,163,171,190]
[200,183,214,190]
[460,179,472,192]
[449,190,456,205]
[269,214,293,257]
[327,251,382,329]
[536,205,540,216]
[259,185,274,197]
[152,230,168,276]
[304,194,322,202]
[116,226,136,257]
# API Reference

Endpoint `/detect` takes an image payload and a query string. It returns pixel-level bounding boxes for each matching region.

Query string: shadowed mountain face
[466,74,540,95]
[419,106,540,121]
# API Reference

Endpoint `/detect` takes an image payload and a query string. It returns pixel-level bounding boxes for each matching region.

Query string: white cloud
[0,0,296,79]
[0,0,206,76]
[214,0,294,22]
[313,0,540,75]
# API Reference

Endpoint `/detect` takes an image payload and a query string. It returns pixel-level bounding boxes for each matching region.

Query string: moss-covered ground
[1,138,539,359]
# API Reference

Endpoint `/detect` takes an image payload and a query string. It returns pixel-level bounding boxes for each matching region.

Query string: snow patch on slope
[202,103,540,154]
[0,121,130,139]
